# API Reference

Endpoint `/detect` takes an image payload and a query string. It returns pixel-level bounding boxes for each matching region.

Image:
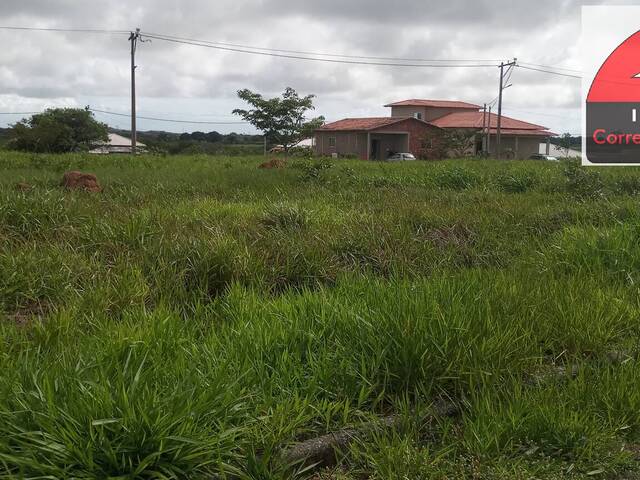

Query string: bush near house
[2,154,640,478]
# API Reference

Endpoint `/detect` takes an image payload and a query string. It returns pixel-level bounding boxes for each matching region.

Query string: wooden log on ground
[279,399,459,471]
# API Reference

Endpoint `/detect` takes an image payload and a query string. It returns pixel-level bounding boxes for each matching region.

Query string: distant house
[538,143,581,158]
[89,133,146,154]
[315,117,441,161]
[269,138,315,153]
[315,99,556,160]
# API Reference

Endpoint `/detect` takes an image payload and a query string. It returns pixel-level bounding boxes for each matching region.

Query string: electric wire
[141,32,501,68]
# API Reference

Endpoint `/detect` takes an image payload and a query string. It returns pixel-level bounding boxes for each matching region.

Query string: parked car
[529,154,559,162]
[386,153,416,161]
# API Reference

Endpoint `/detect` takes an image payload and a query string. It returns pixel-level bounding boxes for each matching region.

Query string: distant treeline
[551,135,582,152]
[125,129,266,155]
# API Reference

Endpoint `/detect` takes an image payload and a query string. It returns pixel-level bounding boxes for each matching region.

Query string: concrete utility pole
[486,105,492,155]
[129,28,141,155]
[496,58,517,159]
[481,103,487,155]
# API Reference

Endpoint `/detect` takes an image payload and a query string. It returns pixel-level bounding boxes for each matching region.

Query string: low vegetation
[1,153,640,478]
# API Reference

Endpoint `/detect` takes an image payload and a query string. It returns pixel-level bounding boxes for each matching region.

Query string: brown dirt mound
[259,158,286,169]
[15,182,32,192]
[60,171,102,192]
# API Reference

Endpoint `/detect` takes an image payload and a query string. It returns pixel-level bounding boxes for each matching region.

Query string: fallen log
[277,351,637,474]
[279,399,459,471]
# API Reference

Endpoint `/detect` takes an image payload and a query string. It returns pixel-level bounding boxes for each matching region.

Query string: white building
[89,133,146,154]
[539,142,581,158]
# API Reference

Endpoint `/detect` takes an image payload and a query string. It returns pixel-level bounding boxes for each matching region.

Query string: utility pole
[481,103,487,155]
[486,105,492,155]
[496,58,517,159]
[129,28,140,155]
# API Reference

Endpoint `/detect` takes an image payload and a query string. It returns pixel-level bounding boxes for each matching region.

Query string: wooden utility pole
[129,28,140,155]
[496,58,517,159]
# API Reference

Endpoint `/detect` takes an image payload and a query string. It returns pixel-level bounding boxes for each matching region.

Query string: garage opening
[369,133,409,160]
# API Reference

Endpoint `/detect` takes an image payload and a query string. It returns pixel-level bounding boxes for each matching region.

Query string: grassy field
[2,153,640,479]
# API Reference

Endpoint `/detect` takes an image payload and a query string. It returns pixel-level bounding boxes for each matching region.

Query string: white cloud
[0,0,605,133]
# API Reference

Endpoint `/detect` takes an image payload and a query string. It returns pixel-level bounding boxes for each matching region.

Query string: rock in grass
[606,350,634,364]
[15,182,32,192]
[60,171,102,192]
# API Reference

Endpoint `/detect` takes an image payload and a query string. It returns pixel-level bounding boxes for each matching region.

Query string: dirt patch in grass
[259,158,286,169]
[423,223,476,249]
[4,301,48,327]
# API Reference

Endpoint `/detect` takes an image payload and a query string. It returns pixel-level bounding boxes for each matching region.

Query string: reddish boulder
[258,158,286,169]
[60,171,102,192]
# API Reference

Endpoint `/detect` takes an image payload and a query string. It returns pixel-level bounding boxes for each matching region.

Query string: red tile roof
[430,111,548,131]
[384,99,481,109]
[317,117,417,131]
[317,113,556,137]
[489,128,556,137]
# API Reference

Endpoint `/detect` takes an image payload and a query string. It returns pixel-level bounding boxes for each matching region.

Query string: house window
[329,136,336,147]
[414,112,423,120]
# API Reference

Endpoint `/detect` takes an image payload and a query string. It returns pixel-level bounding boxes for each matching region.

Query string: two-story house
[314,99,556,160]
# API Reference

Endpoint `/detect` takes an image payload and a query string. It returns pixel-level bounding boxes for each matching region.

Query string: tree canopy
[232,87,324,156]
[10,108,108,153]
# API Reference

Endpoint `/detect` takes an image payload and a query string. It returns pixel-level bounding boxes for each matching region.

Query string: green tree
[10,108,108,153]
[558,132,574,157]
[419,128,476,159]
[232,87,324,157]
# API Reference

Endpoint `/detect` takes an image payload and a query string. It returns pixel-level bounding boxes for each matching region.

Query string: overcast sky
[0,0,631,135]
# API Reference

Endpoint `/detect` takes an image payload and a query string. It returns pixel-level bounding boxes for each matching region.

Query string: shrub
[613,174,640,195]
[435,167,479,190]
[563,161,604,198]
[299,158,334,182]
[496,171,538,193]
[261,203,309,231]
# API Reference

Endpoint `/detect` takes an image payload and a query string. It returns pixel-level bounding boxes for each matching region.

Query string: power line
[90,108,248,124]
[0,26,128,34]
[141,32,501,68]
[0,111,41,115]
[0,25,587,77]
[516,64,582,79]
[518,61,583,74]
[503,107,580,119]
[0,108,248,125]
[140,30,502,64]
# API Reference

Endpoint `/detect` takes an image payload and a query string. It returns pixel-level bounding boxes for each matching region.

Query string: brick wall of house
[315,119,442,159]
[315,131,368,158]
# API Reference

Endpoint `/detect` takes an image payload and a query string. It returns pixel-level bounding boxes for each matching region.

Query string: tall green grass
[2,153,640,478]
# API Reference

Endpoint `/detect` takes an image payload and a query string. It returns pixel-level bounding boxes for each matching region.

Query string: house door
[371,139,379,160]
